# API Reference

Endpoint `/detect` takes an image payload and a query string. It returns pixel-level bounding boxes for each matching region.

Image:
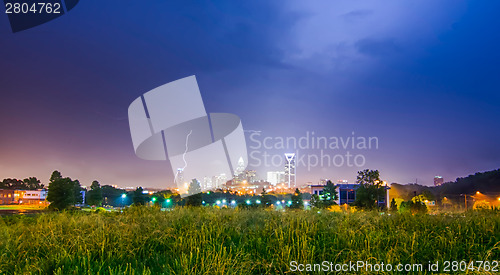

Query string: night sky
[1,0,499,188]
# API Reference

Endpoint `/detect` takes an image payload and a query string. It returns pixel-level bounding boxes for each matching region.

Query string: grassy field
[1,207,499,274]
[0,205,46,211]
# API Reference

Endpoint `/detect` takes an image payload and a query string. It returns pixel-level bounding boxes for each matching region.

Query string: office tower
[267,171,285,186]
[284,153,296,188]
[175,168,185,187]
[434,176,444,186]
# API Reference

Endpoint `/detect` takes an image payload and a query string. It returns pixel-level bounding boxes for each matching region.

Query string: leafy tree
[289,188,303,209]
[310,194,323,208]
[390,198,398,212]
[46,170,83,210]
[399,200,427,214]
[356,169,381,185]
[260,188,273,207]
[352,169,385,210]
[71,180,83,204]
[420,190,435,201]
[322,180,338,207]
[152,190,174,207]
[169,193,182,207]
[0,178,43,190]
[186,179,202,207]
[86,180,103,206]
[187,179,202,195]
[101,185,125,206]
[352,184,379,209]
[132,187,147,205]
[23,177,43,190]
[50,171,62,182]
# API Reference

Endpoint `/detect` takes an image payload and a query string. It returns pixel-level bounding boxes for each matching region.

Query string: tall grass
[1,208,499,274]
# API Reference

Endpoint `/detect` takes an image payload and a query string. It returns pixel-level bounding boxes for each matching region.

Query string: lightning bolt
[181,130,193,170]
[174,130,193,184]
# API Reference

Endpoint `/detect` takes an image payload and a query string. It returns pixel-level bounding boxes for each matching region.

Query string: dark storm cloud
[0,0,499,188]
[0,0,301,187]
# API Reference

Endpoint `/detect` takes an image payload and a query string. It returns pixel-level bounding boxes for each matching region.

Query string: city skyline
[1,1,500,188]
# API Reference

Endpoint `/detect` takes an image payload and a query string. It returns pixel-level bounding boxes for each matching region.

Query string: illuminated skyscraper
[203,176,213,190]
[434,176,444,186]
[175,168,184,187]
[267,171,285,186]
[284,153,296,188]
[235,156,246,176]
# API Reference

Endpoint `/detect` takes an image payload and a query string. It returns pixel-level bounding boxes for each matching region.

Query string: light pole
[460,194,467,211]
[121,193,126,207]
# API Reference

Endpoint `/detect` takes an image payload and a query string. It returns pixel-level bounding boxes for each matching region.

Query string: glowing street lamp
[222,199,227,204]
[121,194,127,199]
[216,200,221,205]
[231,200,236,205]
[256,200,261,204]
[166,199,171,203]
[246,200,251,205]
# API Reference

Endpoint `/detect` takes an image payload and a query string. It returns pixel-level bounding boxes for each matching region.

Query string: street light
[246,200,251,205]
[120,193,127,207]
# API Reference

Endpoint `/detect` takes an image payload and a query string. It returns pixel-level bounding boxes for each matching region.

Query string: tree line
[390,168,500,206]
[2,168,444,212]
[0,177,44,190]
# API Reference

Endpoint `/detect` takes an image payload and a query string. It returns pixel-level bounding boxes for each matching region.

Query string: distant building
[434,176,444,186]
[203,176,213,190]
[284,153,296,188]
[244,170,257,183]
[267,171,285,186]
[319,179,329,185]
[309,183,391,208]
[175,168,185,188]
[310,185,326,197]
[235,157,246,176]
[0,189,48,205]
[0,190,14,204]
[21,190,48,205]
